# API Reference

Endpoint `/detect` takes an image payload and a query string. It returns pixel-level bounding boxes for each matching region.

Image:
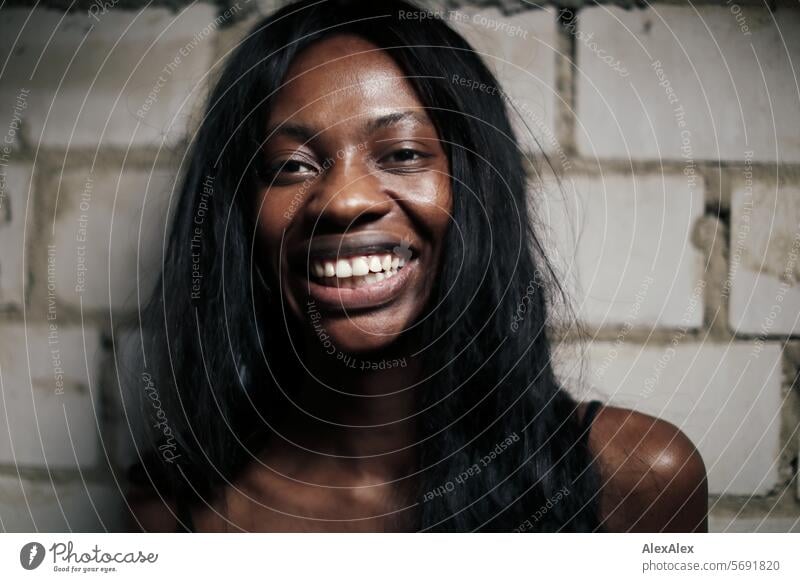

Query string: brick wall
[0,0,797,531]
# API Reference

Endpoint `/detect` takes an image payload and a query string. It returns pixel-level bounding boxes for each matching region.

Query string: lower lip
[302,259,418,311]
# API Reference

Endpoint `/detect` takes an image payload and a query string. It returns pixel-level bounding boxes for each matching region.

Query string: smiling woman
[126,0,708,533]
[258,38,452,353]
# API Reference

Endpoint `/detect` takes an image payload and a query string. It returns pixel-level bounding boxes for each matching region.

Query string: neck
[271,339,420,479]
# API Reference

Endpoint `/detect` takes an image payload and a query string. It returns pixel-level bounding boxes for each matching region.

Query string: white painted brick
[729,179,800,335]
[50,166,173,311]
[538,171,705,328]
[709,514,800,533]
[575,5,800,162]
[0,6,216,148]
[0,476,126,532]
[450,7,559,156]
[254,0,284,16]
[0,87,29,151]
[0,325,101,468]
[0,163,32,310]
[554,341,783,496]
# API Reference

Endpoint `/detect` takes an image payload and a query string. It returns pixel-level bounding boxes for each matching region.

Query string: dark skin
[128,35,708,533]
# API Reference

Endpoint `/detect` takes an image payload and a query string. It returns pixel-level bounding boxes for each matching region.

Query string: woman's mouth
[289,233,418,311]
[303,250,416,310]
[309,252,406,288]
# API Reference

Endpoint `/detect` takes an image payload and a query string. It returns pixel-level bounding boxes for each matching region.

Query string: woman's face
[256,35,453,355]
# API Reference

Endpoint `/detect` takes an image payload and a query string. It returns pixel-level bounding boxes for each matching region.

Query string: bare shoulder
[581,402,708,532]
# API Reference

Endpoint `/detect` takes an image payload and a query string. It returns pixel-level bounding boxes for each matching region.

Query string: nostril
[349,211,387,229]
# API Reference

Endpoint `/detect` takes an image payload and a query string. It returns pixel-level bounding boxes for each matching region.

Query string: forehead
[269,35,427,129]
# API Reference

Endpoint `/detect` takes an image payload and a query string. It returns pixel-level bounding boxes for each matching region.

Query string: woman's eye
[259,158,317,184]
[381,148,430,167]
[390,149,420,162]
[274,160,315,174]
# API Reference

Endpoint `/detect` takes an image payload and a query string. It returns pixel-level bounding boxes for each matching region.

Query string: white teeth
[335,259,352,278]
[351,257,369,277]
[311,251,410,282]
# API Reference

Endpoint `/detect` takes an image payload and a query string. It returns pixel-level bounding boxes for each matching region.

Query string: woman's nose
[303,156,390,231]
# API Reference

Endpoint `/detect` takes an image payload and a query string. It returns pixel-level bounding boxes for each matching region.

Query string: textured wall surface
[0,0,798,532]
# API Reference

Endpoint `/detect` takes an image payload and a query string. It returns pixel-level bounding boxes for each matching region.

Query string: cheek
[433,176,454,234]
[421,176,452,282]
[425,165,454,235]
[424,182,453,248]
[391,173,453,237]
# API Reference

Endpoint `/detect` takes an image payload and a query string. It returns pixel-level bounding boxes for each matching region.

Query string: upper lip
[289,231,417,264]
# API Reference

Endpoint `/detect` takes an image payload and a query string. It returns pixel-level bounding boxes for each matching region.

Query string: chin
[301,297,418,356]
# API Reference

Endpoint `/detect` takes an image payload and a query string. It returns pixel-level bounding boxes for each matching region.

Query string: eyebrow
[364,111,429,134]
[265,111,431,144]
[265,123,315,143]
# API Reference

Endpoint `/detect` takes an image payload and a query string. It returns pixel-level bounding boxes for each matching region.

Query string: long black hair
[126,0,603,532]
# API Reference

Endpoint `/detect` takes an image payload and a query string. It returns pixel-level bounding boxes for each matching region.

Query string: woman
[126,0,708,532]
